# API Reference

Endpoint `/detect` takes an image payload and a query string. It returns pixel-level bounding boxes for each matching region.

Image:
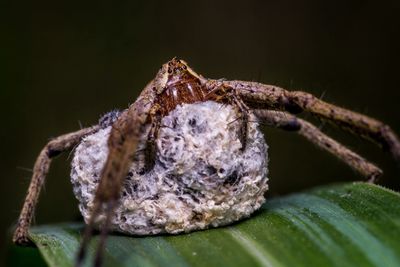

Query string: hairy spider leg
[211,80,400,163]
[144,104,163,172]
[254,109,382,182]
[230,95,250,151]
[94,200,117,267]
[76,80,158,267]
[13,126,99,245]
[205,85,250,151]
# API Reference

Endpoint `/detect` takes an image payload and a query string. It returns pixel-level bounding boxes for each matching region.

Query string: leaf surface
[28,182,400,267]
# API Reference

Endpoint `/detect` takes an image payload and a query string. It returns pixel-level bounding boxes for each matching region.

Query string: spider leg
[76,83,158,267]
[76,116,149,267]
[254,109,382,182]
[13,126,99,245]
[286,91,400,161]
[144,105,162,172]
[212,80,400,162]
[207,85,250,150]
[231,95,249,151]
[94,200,117,267]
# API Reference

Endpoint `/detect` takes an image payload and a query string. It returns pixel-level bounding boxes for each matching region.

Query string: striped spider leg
[205,79,400,182]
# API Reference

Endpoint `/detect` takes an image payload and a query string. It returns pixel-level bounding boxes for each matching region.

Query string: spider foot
[12,229,33,246]
[366,169,382,184]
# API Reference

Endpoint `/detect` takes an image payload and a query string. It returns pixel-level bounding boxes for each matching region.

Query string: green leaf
[27,182,400,267]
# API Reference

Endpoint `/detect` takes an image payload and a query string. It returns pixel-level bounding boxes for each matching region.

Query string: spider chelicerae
[13,58,400,267]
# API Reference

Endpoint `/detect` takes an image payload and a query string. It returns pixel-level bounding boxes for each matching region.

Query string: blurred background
[1,0,400,265]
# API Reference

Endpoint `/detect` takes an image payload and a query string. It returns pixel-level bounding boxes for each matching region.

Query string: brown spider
[13,58,400,266]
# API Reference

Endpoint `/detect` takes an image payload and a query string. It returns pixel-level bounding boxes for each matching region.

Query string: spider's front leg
[212,80,400,162]
[76,82,157,267]
[13,126,100,245]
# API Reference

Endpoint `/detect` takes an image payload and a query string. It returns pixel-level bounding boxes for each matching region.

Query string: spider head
[154,58,202,94]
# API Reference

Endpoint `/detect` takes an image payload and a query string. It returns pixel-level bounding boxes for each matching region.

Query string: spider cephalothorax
[153,58,242,116]
[13,58,400,267]
[156,60,207,115]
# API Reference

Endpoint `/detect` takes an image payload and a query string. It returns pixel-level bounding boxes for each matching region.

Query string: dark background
[1,0,400,265]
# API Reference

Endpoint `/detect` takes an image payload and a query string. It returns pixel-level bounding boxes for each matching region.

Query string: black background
[1,0,399,264]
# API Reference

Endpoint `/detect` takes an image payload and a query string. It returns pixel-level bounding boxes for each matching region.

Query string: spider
[13,58,400,267]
